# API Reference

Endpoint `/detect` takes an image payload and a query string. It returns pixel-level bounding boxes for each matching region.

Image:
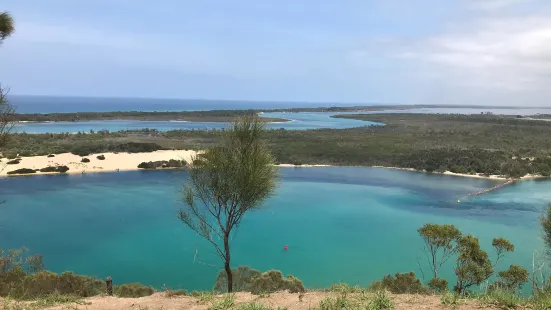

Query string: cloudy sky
[1,0,550,105]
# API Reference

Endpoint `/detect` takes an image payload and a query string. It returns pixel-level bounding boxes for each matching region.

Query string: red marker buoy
[284,245,288,251]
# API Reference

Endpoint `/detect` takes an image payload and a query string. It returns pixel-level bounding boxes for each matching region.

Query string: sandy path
[1,291,501,310]
[0,150,198,176]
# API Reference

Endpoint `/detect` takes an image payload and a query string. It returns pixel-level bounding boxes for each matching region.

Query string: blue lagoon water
[14,112,380,133]
[0,167,547,290]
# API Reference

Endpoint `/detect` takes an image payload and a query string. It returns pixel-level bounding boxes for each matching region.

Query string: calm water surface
[0,167,546,290]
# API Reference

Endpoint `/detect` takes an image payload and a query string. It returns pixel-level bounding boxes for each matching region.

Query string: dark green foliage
[492,237,515,266]
[454,235,493,294]
[246,270,305,294]
[0,268,105,299]
[39,166,69,173]
[428,277,448,293]
[69,142,165,157]
[81,158,90,163]
[418,223,462,279]
[47,154,55,157]
[0,12,14,41]
[490,265,529,292]
[213,266,262,292]
[96,155,105,160]
[213,267,304,294]
[371,272,428,294]
[541,204,551,258]
[137,159,187,169]
[114,283,155,298]
[7,168,35,175]
[7,159,20,164]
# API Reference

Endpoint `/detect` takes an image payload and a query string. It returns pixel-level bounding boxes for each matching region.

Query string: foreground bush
[7,159,20,164]
[114,283,155,298]
[81,158,90,163]
[213,267,304,294]
[214,266,262,292]
[96,155,105,160]
[7,168,35,175]
[0,267,105,299]
[371,272,428,294]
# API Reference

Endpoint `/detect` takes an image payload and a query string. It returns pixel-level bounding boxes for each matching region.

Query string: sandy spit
[0,150,199,177]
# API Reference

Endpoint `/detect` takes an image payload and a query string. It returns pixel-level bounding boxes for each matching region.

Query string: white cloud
[392,15,551,93]
[466,0,528,10]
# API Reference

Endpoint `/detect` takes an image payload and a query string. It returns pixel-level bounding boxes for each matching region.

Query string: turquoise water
[0,167,547,291]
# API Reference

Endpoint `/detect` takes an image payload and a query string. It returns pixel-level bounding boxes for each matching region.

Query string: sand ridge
[0,150,199,176]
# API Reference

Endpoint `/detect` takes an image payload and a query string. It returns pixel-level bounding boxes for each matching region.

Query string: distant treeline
[5,113,551,178]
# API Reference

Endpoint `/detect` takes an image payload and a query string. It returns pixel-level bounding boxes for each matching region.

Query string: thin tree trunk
[224,233,233,293]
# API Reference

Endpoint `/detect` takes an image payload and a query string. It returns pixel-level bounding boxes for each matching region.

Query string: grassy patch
[209,293,235,310]
[477,289,525,309]
[114,283,155,298]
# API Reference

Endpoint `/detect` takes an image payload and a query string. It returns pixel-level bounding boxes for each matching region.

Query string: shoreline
[0,152,547,181]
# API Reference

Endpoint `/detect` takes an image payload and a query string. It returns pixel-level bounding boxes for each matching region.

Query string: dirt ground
[0,291,507,310]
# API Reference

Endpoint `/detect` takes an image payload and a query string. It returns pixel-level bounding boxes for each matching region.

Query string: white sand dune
[0,150,198,176]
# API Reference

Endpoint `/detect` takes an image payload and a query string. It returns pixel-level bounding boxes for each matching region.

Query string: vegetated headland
[4,111,551,179]
[13,104,547,123]
[12,105,403,123]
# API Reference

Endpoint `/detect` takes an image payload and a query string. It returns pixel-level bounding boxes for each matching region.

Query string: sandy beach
[0,150,198,176]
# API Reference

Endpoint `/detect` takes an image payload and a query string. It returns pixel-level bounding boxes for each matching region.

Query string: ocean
[0,167,546,291]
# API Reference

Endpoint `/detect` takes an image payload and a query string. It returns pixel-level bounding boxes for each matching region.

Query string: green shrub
[214,266,261,292]
[114,283,155,298]
[0,268,105,299]
[96,155,105,160]
[6,159,20,165]
[39,166,70,173]
[81,158,90,163]
[213,267,304,294]
[247,270,305,294]
[371,272,427,294]
[428,277,448,293]
[137,160,187,169]
[47,154,55,158]
[7,168,35,175]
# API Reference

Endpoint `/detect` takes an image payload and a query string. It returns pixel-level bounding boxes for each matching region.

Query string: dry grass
[2,290,513,310]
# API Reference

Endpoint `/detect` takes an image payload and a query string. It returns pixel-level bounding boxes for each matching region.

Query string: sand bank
[0,150,198,177]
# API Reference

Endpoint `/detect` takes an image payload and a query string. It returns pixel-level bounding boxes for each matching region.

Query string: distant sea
[7,95,366,114]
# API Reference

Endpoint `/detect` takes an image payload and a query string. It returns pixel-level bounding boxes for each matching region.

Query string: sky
[1,0,551,106]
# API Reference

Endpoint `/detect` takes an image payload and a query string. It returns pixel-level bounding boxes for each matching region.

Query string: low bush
[39,166,70,173]
[7,168,35,175]
[0,267,105,299]
[371,272,428,294]
[114,283,155,298]
[81,158,90,163]
[96,155,105,160]
[214,266,262,292]
[213,267,304,294]
[7,159,20,165]
[47,154,55,158]
[137,159,187,169]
